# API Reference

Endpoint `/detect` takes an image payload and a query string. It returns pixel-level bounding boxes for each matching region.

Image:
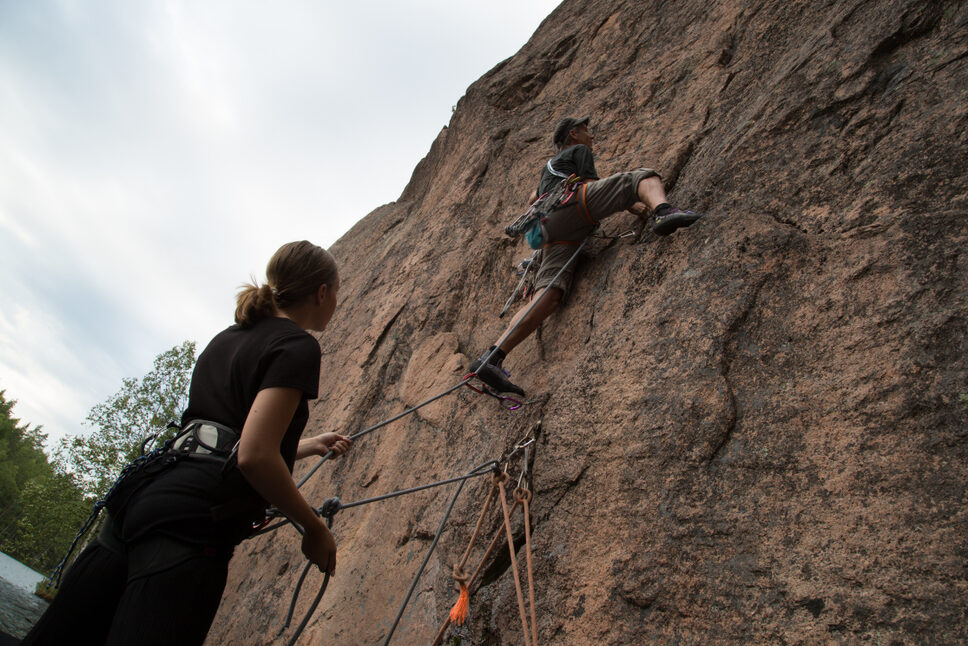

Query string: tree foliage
[0,391,90,573]
[0,341,196,574]
[59,340,196,499]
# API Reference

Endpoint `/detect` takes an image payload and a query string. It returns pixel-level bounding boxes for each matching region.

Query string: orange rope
[498,476,532,646]
[432,494,524,646]
[516,487,538,646]
[448,474,499,626]
[458,476,499,570]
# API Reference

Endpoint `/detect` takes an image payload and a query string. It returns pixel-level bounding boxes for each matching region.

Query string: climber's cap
[553,116,590,149]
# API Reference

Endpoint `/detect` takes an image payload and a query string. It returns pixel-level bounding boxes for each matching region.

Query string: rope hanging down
[274,460,499,646]
[433,435,538,646]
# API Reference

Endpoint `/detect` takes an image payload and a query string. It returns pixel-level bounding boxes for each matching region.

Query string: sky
[0,0,561,449]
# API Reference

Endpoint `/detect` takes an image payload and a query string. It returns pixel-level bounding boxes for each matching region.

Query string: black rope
[296,380,470,489]
[380,460,496,646]
[255,463,497,537]
[286,568,330,646]
[339,465,496,511]
[277,461,496,646]
[277,516,335,646]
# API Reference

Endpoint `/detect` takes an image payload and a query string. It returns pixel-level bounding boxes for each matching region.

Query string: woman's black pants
[21,532,230,646]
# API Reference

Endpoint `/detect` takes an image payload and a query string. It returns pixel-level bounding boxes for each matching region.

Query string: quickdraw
[463,372,523,410]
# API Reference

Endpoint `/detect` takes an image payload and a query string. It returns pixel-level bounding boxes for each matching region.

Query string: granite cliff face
[207,0,968,643]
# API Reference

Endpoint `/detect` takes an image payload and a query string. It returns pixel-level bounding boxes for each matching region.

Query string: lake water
[0,553,43,592]
[0,553,48,639]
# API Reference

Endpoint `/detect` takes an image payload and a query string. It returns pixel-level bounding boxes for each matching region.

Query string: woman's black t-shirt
[121,317,321,547]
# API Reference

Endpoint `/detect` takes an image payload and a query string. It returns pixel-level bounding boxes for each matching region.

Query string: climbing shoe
[469,349,525,396]
[474,363,526,397]
[652,206,703,236]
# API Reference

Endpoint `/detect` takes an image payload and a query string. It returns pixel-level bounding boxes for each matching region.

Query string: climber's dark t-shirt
[537,144,599,196]
[120,317,320,547]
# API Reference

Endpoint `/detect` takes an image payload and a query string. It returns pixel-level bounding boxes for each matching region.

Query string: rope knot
[514,488,532,504]
[319,497,342,520]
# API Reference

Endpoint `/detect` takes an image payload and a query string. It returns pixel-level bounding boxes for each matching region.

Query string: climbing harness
[505,172,585,249]
[47,418,242,587]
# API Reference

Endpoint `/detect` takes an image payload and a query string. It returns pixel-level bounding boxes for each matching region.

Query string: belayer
[471,115,705,396]
[23,241,353,646]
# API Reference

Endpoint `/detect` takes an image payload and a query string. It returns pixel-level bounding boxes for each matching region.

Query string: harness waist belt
[171,419,240,458]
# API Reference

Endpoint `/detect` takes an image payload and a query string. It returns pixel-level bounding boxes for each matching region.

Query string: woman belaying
[23,240,352,646]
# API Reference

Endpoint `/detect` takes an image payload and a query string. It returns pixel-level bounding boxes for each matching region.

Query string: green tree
[7,472,90,572]
[0,392,49,509]
[0,391,90,573]
[59,341,196,499]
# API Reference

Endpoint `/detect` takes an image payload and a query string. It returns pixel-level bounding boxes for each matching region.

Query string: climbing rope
[516,487,538,646]
[254,463,505,537]
[272,460,499,646]
[433,432,538,645]
[498,473,534,646]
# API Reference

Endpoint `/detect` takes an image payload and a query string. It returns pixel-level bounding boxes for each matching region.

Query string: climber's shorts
[540,168,661,243]
[530,243,582,295]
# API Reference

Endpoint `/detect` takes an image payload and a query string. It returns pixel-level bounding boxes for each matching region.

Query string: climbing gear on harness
[505,173,585,249]
[463,373,523,410]
[652,204,704,236]
[108,419,241,518]
[46,419,242,587]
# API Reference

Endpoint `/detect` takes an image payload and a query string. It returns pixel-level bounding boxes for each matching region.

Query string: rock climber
[471,115,704,396]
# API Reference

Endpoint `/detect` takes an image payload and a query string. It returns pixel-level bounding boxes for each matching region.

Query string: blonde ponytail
[234,242,338,327]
